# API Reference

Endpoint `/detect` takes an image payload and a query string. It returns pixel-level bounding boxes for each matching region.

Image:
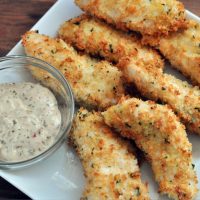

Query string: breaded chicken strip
[22,31,124,110]
[58,17,200,135]
[102,98,198,200]
[159,20,200,86]
[58,14,163,69]
[75,0,187,37]
[118,57,200,135]
[70,108,149,200]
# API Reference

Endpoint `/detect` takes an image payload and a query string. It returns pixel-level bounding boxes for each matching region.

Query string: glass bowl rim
[0,55,75,168]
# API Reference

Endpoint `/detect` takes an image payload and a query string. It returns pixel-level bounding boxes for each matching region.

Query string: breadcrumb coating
[70,108,149,200]
[75,0,187,37]
[22,31,124,110]
[58,16,200,135]
[159,20,200,87]
[102,98,198,200]
[118,57,200,135]
[58,14,163,69]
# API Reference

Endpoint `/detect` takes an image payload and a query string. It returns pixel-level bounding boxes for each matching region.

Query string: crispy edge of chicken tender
[118,57,200,135]
[22,31,124,110]
[75,0,187,37]
[159,20,200,87]
[58,14,164,70]
[69,108,149,200]
[102,98,198,200]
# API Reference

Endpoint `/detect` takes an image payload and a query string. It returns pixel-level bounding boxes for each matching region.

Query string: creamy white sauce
[0,82,61,162]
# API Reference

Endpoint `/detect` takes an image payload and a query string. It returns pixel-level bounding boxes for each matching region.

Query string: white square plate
[0,0,200,199]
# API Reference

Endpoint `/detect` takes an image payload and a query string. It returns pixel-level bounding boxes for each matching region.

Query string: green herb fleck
[91,147,95,155]
[167,8,171,15]
[125,123,131,128]
[109,44,113,53]
[178,11,183,16]
[51,49,56,54]
[135,187,140,196]
[164,138,170,144]
[116,179,121,184]
[74,21,80,25]
[192,164,195,169]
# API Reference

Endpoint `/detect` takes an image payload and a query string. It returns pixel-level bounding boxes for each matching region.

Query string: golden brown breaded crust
[118,57,200,135]
[102,98,198,200]
[75,0,187,37]
[58,14,164,69]
[70,108,149,200]
[159,20,200,87]
[22,31,124,110]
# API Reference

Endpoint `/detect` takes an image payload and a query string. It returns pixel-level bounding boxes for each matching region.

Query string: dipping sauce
[0,82,61,162]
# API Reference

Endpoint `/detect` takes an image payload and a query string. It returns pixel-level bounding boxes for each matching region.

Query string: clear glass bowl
[0,55,74,169]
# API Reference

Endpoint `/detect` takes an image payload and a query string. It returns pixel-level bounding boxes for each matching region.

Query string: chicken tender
[70,108,149,200]
[59,14,163,69]
[159,20,200,86]
[102,98,198,200]
[22,31,124,110]
[75,0,187,37]
[119,57,200,135]
[58,16,200,135]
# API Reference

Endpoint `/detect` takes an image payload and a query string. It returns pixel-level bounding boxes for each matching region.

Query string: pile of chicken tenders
[22,0,200,199]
